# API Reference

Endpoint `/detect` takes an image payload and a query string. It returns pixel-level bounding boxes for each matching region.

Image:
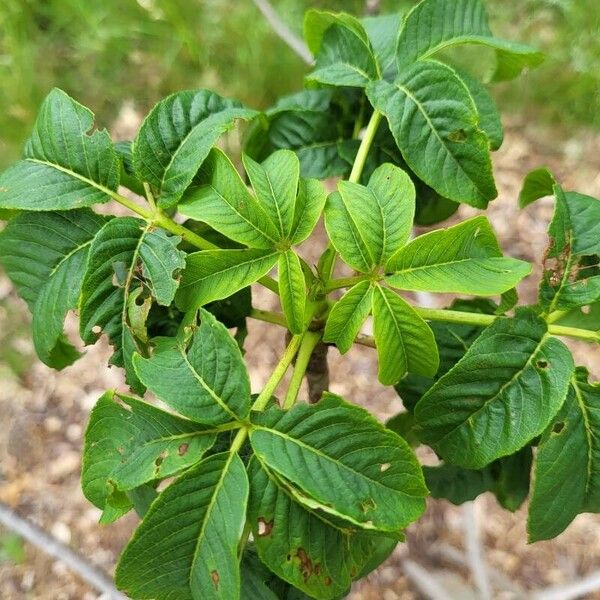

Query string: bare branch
[251,0,314,65]
[462,502,492,600]
[532,571,600,600]
[0,501,127,600]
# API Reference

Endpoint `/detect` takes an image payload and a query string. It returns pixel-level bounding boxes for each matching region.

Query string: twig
[531,570,600,600]
[462,502,492,600]
[251,0,314,65]
[402,559,455,600]
[0,501,127,600]
[435,543,527,598]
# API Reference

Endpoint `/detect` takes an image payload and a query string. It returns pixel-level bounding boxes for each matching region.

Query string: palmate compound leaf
[385,216,531,295]
[0,209,106,369]
[179,148,281,249]
[537,184,600,313]
[324,163,416,273]
[79,217,186,392]
[304,10,380,88]
[0,88,119,210]
[372,284,439,385]
[323,280,373,354]
[247,457,397,599]
[133,89,257,209]
[367,60,497,209]
[133,308,251,425]
[115,451,249,600]
[415,309,575,469]
[249,393,428,533]
[81,390,217,523]
[396,0,544,82]
[528,368,600,541]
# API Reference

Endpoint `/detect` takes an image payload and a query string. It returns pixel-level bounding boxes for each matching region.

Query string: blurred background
[0,1,599,599]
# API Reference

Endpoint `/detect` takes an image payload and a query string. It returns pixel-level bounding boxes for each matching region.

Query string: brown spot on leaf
[553,421,565,434]
[178,443,189,456]
[154,450,168,475]
[324,576,332,586]
[257,518,273,536]
[380,463,391,472]
[296,548,315,583]
[211,570,220,589]
[536,360,548,369]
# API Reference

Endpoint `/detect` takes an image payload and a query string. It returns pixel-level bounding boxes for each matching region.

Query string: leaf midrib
[189,453,236,589]
[178,344,239,421]
[431,332,549,447]
[572,378,594,499]
[26,157,114,197]
[389,255,517,276]
[178,250,278,290]
[374,285,408,373]
[391,72,488,199]
[251,422,407,500]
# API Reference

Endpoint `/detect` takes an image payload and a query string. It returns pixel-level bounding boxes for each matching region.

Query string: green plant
[0,0,598,598]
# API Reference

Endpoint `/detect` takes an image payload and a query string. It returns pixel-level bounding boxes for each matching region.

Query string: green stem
[348,110,382,184]
[547,324,600,343]
[250,308,288,328]
[251,334,305,411]
[230,427,248,454]
[249,299,598,345]
[318,110,383,290]
[353,306,600,345]
[283,331,323,409]
[546,309,570,324]
[109,189,280,295]
[325,274,370,292]
[143,182,157,211]
[415,307,496,327]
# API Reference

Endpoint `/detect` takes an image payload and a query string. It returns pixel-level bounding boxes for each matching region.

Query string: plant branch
[349,110,382,184]
[462,502,492,600]
[249,308,288,328]
[355,306,600,344]
[230,427,249,453]
[0,501,127,600]
[143,182,157,211]
[252,334,305,411]
[109,189,280,295]
[251,0,314,65]
[283,331,323,409]
[318,109,383,289]
[249,301,599,346]
[325,275,370,292]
